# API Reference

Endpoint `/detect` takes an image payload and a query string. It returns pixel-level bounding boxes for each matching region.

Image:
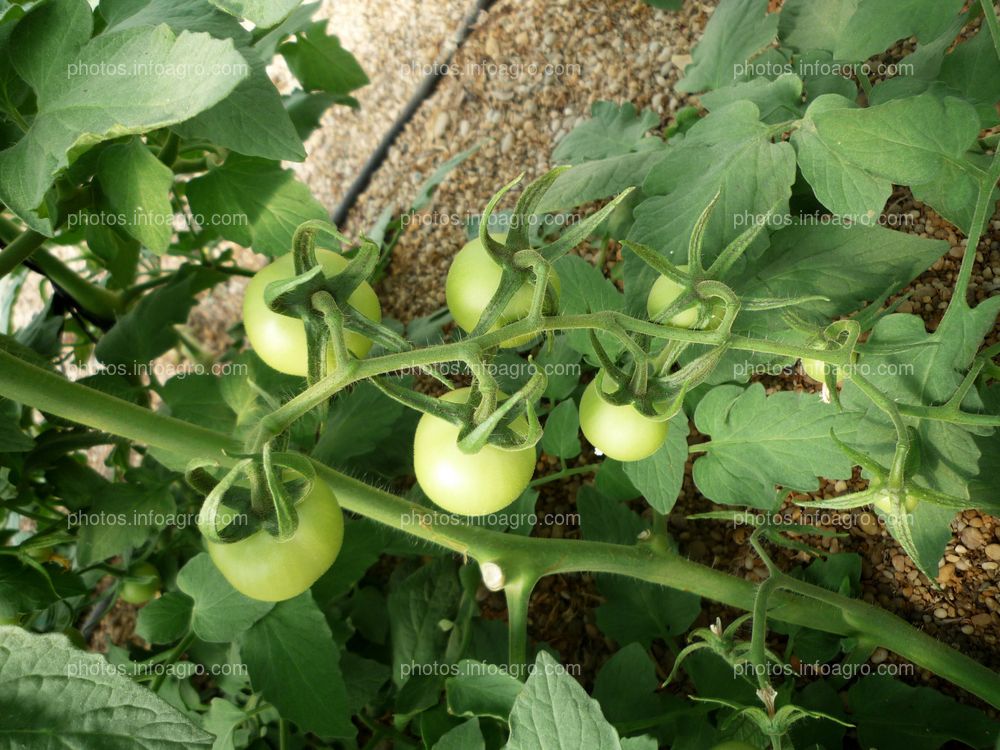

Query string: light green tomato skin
[801,357,844,385]
[120,562,161,605]
[414,388,536,516]
[873,492,919,515]
[445,237,559,348]
[243,249,382,377]
[646,264,700,328]
[579,378,669,462]
[208,479,344,602]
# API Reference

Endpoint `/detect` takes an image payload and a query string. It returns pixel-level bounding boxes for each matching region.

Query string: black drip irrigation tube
[331,0,498,227]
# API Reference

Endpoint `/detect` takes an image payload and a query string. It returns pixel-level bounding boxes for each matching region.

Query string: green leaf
[938,28,1000,127]
[596,576,700,648]
[341,651,391,713]
[176,554,274,643]
[279,21,368,95]
[692,384,861,509]
[793,94,981,228]
[313,382,411,466]
[507,651,621,750]
[778,0,858,54]
[96,138,174,254]
[848,676,1000,750]
[701,74,805,124]
[553,101,660,164]
[310,518,382,603]
[433,718,485,750]
[833,0,965,62]
[577,486,647,545]
[445,659,523,720]
[0,411,32,452]
[100,0,250,41]
[158,375,236,433]
[0,558,56,618]
[554,254,625,361]
[541,399,581,459]
[95,267,226,366]
[207,0,302,27]
[135,592,194,644]
[537,337,584,401]
[0,628,212,746]
[739,222,949,318]
[174,49,306,162]
[593,643,660,725]
[75,482,175,565]
[186,154,327,257]
[239,594,353,738]
[388,558,462,685]
[537,152,664,213]
[202,698,248,750]
[621,412,689,514]
[677,0,778,93]
[0,11,247,234]
[632,101,795,265]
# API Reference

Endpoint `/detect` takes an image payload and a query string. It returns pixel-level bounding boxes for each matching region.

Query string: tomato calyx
[188,446,318,546]
[374,370,546,454]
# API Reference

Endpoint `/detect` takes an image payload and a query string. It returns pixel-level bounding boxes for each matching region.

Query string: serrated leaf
[621,412,689,514]
[537,152,664,213]
[445,659,523,720]
[632,101,795,266]
[76,482,175,565]
[135,592,194,644]
[848,676,999,750]
[388,559,462,685]
[793,94,981,229]
[595,576,700,648]
[186,154,327,256]
[739,222,948,318]
[778,0,858,54]
[279,21,368,96]
[701,73,804,124]
[96,138,174,254]
[833,0,965,62]
[592,643,660,725]
[677,0,778,93]
[239,594,354,738]
[208,0,301,27]
[0,628,212,747]
[692,384,861,508]
[176,554,274,643]
[95,266,226,366]
[577,486,647,545]
[553,101,660,164]
[541,399,581,459]
[0,13,247,234]
[507,651,621,750]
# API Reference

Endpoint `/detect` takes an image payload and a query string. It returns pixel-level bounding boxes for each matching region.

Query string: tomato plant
[0,0,999,748]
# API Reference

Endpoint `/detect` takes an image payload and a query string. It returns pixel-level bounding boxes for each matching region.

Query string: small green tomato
[579,373,670,462]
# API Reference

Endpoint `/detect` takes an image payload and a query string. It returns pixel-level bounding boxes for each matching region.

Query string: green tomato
[801,357,844,385]
[579,374,670,462]
[413,388,536,516]
[647,265,700,328]
[243,249,382,377]
[445,236,560,348]
[120,562,161,605]
[872,490,919,515]
[207,477,344,602]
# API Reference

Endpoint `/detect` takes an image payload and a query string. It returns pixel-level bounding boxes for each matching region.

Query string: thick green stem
[31,249,123,323]
[1,349,999,707]
[0,230,47,279]
[980,0,1000,62]
[503,572,538,679]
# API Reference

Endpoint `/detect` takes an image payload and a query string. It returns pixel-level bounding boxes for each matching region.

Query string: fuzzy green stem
[0,230,47,279]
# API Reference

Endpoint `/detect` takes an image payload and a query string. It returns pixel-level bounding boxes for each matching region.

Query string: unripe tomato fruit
[872,490,919,515]
[207,477,344,602]
[120,561,161,605]
[801,357,844,385]
[647,265,701,328]
[243,249,382,377]
[445,236,560,348]
[413,388,536,516]
[579,375,670,462]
